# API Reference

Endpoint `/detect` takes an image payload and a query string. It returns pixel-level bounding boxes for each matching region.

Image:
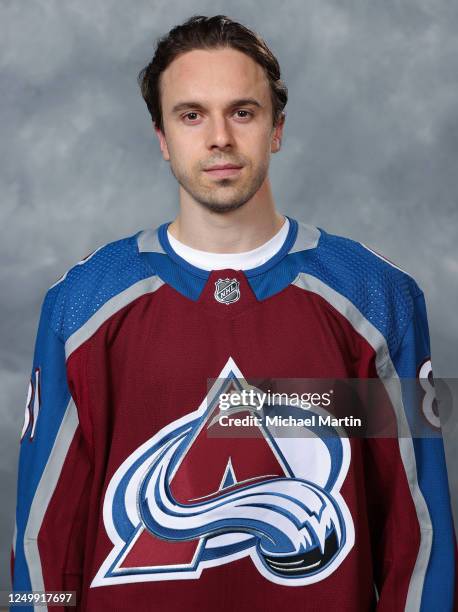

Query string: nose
[205,114,234,150]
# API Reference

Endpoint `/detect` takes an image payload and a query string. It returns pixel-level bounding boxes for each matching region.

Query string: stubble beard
[169,159,269,214]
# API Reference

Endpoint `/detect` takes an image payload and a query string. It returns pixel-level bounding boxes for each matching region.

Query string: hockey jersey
[11,216,457,611]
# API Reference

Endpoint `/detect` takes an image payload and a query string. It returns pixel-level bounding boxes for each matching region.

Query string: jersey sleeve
[367,290,456,611]
[11,291,92,611]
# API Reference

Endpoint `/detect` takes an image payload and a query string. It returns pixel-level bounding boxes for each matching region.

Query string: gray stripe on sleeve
[65,275,164,359]
[23,397,79,611]
[292,272,432,612]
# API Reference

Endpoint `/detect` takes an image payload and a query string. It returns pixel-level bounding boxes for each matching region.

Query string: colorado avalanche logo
[92,358,354,587]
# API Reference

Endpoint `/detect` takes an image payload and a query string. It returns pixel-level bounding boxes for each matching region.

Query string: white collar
[167,217,290,271]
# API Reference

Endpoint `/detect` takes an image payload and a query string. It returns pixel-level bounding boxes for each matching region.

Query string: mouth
[203,165,243,179]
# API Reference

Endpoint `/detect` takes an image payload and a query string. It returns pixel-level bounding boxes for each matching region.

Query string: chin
[198,199,249,214]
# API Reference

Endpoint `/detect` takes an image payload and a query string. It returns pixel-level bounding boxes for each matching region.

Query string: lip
[203,165,243,178]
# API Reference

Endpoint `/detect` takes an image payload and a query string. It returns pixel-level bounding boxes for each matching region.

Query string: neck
[168,178,285,253]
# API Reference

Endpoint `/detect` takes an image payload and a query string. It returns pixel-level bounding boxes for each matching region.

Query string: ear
[271,112,285,154]
[154,123,170,161]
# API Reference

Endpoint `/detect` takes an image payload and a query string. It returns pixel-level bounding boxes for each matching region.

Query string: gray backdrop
[1,0,456,593]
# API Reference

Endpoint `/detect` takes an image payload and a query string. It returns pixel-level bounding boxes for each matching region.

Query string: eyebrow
[171,98,263,114]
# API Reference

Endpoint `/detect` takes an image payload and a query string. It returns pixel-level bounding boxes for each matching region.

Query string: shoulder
[313,224,423,297]
[40,230,157,342]
[292,222,424,355]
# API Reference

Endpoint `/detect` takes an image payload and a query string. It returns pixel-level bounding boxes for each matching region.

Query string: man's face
[155,47,284,213]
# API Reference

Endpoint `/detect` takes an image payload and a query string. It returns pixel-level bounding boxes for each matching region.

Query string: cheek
[244,126,274,155]
[248,138,273,165]
[168,135,199,166]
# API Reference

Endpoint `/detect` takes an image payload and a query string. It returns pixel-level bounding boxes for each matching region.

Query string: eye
[183,112,200,123]
[234,109,253,120]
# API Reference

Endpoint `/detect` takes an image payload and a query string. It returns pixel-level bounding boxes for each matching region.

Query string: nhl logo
[214,278,240,304]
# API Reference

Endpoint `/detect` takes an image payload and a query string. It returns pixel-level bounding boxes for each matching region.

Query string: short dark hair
[137,14,288,132]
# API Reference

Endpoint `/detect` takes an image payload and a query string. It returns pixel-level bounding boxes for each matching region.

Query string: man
[11,14,456,612]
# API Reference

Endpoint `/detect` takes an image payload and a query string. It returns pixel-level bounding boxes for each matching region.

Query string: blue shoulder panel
[47,233,156,343]
[257,225,422,358]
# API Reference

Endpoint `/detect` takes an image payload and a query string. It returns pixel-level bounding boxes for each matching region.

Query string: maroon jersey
[11,217,457,611]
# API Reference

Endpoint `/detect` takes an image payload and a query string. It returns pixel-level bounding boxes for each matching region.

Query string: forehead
[160,47,269,106]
